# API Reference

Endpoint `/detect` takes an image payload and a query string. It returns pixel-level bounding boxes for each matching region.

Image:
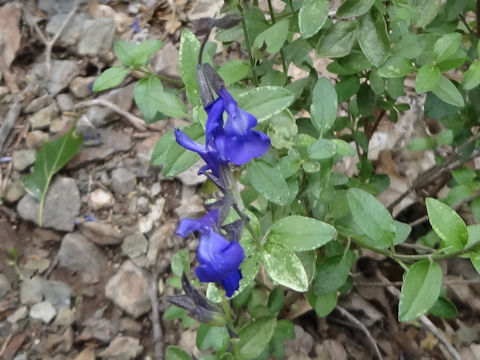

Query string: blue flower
[176,210,245,297]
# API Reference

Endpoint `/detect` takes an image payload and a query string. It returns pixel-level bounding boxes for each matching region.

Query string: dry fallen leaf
[87,0,132,33]
[0,2,21,93]
[74,346,96,360]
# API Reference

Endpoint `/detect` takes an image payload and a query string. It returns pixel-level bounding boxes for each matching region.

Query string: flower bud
[196,64,215,107]
[214,14,243,29]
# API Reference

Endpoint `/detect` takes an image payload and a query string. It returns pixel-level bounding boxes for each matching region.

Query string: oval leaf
[431,75,464,108]
[415,65,440,93]
[237,86,295,122]
[254,20,289,54]
[399,260,442,322]
[236,316,276,359]
[313,250,355,296]
[310,78,338,134]
[358,9,390,67]
[336,0,375,17]
[134,76,164,123]
[247,160,291,205]
[179,29,200,106]
[308,139,338,159]
[268,215,336,251]
[92,66,129,92]
[377,56,414,78]
[314,21,358,58]
[166,346,190,360]
[299,0,328,38]
[434,33,462,63]
[462,61,480,90]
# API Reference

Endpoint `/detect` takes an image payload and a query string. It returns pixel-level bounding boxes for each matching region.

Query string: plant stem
[238,5,260,86]
[221,290,235,330]
[267,0,288,76]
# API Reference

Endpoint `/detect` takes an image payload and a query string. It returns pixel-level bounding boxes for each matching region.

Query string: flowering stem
[221,290,235,330]
[238,5,260,86]
[267,0,288,75]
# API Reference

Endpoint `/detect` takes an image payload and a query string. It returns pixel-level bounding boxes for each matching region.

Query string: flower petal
[221,131,271,165]
[176,210,219,238]
[221,270,242,297]
[205,98,224,144]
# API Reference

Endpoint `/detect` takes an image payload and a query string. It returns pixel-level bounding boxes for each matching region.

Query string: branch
[336,306,383,360]
[0,102,21,154]
[74,99,147,131]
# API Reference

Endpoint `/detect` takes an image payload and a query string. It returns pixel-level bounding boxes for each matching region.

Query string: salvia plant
[91,0,480,358]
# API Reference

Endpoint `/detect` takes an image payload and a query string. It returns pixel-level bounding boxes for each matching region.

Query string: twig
[460,14,477,37]
[376,271,464,360]
[74,99,147,131]
[336,305,383,360]
[238,4,259,86]
[0,102,21,155]
[149,269,164,360]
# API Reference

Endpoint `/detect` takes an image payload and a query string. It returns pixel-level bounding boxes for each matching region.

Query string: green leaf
[308,139,338,159]
[268,215,336,251]
[394,221,412,245]
[299,0,328,39]
[398,260,442,322]
[431,75,464,108]
[413,0,442,28]
[196,324,229,351]
[358,9,390,67]
[426,197,468,250]
[307,290,337,317]
[23,126,82,226]
[267,109,298,149]
[166,346,190,360]
[310,77,338,134]
[415,65,440,93]
[179,29,200,106]
[237,86,295,122]
[262,242,309,292]
[254,20,289,54]
[336,0,375,17]
[218,60,250,85]
[347,188,396,247]
[377,56,414,78]
[171,249,190,277]
[151,130,174,166]
[113,40,136,66]
[313,250,355,296]
[462,61,480,90]
[131,39,163,66]
[92,66,129,92]
[134,76,164,123]
[156,91,188,118]
[235,316,276,359]
[407,137,435,151]
[314,21,358,58]
[434,33,462,63]
[247,160,291,206]
[331,139,355,156]
[429,296,458,319]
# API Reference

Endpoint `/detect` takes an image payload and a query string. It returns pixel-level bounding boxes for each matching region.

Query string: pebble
[0,273,11,299]
[58,232,107,284]
[137,196,150,214]
[41,280,72,310]
[150,42,180,78]
[13,354,27,360]
[7,306,28,323]
[29,301,57,323]
[24,94,52,114]
[175,161,206,186]
[122,231,148,259]
[99,336,143,360]
[146,222,176,266]
[78,317,115,343]
[12,150,36,171]
[54,307,75,327]
[20,278,43,305]
[17,177,80,231]
[38,0,78,16]
[46,60,79,96]
[78,221,127,246]
[56,93,75,112]
[111,168,136,195]
[4,180,25,203]
[49,115,72,134]
[89,188,115,210]
[28,103,58,130]
[69,76,96,98]
[77,18,116,56]
[21,258,50,277]
[151,182,161,197]
[25,131,49,149]
[105,260,151,318]
[46,13,89,44]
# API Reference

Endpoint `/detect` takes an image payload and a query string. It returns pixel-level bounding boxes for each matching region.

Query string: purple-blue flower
[176,210,245,297]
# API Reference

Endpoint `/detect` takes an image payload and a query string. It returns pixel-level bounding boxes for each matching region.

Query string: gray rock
[105,261,151,318]
[20,278,43,305]
[5,180,25,203]
[17,177,80,231]
[69,76,96,98]
[0,273,11,299]
[21,257,50,278]
[146,222,176,266]
[13,354,27,360]
[78,317,115,343]
[58,232,107,284]
[137,196,150,214]
[25,130,49,150]
[28,103,58,130]
[38,0,81,16]
[24,94,52,114]
[150,42,180,77]
[111,168,136,196]
[151,182,161,197]
[175,161,206,186]
[122,231,148,259]
[29,301,57,323]
[56,93,75,111]
[46,13,90,44]
[54,307,75,327]
[12,150,36,171]
[41,280,72,310]
[89,188,114,210]
[7,306,28,323]
[78,221,128,246]
[99,336,143,360]
[77,18,116,56]
[49,115,72,133]
[46,60,79,95]
[85,84,134,127]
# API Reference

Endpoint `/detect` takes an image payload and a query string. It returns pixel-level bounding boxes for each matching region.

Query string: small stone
[0,273,11,299]
[118,317,142,335]
[56,93,75,112]
[29,301,57,323]
[137,196,150,214]
[69,76,96,98]
[49,115,72,133]
[54,307,75,327]
[12,150,36,171]
[25,131,49,149]
[78,317,115,343]
[85,84,134,127]
[122,231,148,259]
[78,221,128,246]
[13,354,27,360]
[28,103,58,130]
[89,188,115,210]
[7,306,28,323]
[4,180,25,203]
[21,258,51,277]
[20,278,43,305]
[77,18,116,56]
[149,42,179,78]
[24,94,52,114]
[41,280,72,310]
[17,177,80,231]
[105,261,151,318]
[46,60,79,96]
[151,182,161,197]
[175,161,206,186]
[146,222,176,266]
[58,232,107,284]
[46,13,89,44]
[111,168,136,196]
[38,0,77,16]
[99,336,143,360]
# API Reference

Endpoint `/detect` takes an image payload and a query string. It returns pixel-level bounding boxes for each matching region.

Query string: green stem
[221,291,235,330]
[238,5,259,86]
[267,0,288,76]
[135,66,184,86]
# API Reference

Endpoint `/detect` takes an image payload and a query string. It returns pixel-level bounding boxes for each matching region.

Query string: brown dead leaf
[74,346,96,360]
[162,13,182,34]
[0,2,21,93]
[87,0,132,33]
[2,333,26,360]
[420,332,438,351]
